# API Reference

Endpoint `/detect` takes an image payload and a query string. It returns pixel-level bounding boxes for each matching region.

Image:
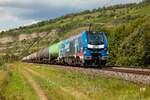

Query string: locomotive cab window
[87,31,104,45]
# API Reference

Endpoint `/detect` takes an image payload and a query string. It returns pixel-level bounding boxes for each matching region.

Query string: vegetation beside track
[3,62,149,100]
[0,70,8,95]
[0,63,39,100]
[1,62,150,99]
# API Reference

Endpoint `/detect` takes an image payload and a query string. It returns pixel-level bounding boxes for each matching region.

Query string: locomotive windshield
[87,32,103,45]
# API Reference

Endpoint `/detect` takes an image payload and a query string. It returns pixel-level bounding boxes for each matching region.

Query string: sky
[0,0,142,31]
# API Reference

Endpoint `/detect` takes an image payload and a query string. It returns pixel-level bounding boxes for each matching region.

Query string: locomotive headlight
[104,48,108,51]
[84,51,87,54]
[85,56,92,60]
[106,51,109,55]
[84,48,88,54]
[84,48,88,50]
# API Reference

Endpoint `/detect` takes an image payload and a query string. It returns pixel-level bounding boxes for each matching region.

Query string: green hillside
[0,0,149,67]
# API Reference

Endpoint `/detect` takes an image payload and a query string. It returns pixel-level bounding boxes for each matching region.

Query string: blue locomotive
[22,30,109,67]
[58,31,108,67]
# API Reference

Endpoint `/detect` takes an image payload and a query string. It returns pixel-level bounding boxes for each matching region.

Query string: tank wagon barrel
[35,48,49,63]
[23,42,60,64]
[49,42,60,60]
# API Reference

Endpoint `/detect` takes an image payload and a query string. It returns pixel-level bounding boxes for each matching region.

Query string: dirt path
[21,69,48,100]
[23,67,90,100]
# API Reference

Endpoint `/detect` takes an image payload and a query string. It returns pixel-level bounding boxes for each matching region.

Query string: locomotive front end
[82,31,108,66]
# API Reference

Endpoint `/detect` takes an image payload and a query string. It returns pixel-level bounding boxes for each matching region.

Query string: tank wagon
[22,31,109,67]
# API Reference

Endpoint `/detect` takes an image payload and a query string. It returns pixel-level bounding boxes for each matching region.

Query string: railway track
[50,64,150,75]
[47,64,150,85]
[102,67,150,76]
[26,63,150,84]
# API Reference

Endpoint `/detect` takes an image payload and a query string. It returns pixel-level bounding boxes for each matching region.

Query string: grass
[0,66,9,99]
[0,71,6,82]
[0,70,8,90]
[19,62,150,100]
[1,62,150,100]
[0,64,39,100]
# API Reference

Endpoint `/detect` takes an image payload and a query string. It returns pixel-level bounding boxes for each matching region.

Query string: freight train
[22,31,109,67]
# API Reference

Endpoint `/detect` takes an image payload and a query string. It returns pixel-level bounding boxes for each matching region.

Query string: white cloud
[23,20,39,26]
[0,8,18,21]
[0,29,4,32]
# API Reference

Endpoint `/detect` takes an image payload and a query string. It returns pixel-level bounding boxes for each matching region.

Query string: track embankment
[49,65,150,84]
